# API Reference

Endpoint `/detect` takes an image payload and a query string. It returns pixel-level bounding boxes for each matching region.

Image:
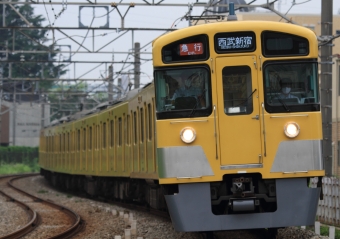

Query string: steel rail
[0,174,84,239]
[8,175,85,239]
[0,174,40,239]
[0,190,40,239]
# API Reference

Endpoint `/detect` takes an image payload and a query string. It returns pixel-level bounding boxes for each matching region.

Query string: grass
[307,225,340,239]
[320,225,340,239]
[37,189,48,194]
[0,163,38,175]
[0,158,39,175]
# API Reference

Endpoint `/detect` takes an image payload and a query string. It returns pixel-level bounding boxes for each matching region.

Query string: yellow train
[40,15,324,236]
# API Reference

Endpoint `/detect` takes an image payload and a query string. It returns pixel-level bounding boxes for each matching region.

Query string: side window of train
[110,120,114,148]
[64,133,69,152]
[148,103,152,141]
[59,134,61,153]
[96,125,100,150]
[92,127,95,150]
[134,111,137,145]
[53,135,55,152]
[140,108,144,143]
[222,65,253,115]
[126,114,131,145]
[102,122,106,149]
[83,128,86,151]
[77,129,81,151]
[118,117,122,146]
[89,127,92,150]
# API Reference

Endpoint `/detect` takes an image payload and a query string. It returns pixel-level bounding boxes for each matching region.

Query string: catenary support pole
[134,42,140,89]
[108,65,113,101]
[320,0,333,176]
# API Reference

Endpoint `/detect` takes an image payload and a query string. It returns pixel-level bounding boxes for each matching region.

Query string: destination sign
[162,34,208,63]
[215,32,256,53]
[179,42,204,56]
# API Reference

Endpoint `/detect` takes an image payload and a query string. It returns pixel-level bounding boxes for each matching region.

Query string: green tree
[48,82,95,121]
[0,1,66,91]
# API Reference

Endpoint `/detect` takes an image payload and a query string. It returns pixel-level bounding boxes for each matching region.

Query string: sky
[26,0,340,92]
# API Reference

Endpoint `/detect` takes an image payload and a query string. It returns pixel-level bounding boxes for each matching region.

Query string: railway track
[0,174,324,239]
[0,174,84,239]
[79,191,269,239]
[109,200,276,239]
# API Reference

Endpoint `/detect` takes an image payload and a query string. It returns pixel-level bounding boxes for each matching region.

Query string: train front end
[152,21,324,232]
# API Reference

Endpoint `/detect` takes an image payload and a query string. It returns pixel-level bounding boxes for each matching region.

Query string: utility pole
[108,65,113,101]
[0,64,4,147]
[134,42,140,89]
[0,3,6,146]
[40,92,45,129]
[12,80,16,146]
[118,78,122,99]
[320,0,333,176]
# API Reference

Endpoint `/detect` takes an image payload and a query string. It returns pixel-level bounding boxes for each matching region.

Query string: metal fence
[0,151,38,164]
[311,177,340,226]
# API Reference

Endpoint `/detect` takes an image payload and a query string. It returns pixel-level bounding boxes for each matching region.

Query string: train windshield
[154,66,212,119]
[263,61,320,113]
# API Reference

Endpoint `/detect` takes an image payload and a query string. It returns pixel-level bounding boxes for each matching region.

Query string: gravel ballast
[0,175,330,239]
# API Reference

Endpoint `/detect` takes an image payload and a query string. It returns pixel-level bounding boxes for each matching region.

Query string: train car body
[40,86,165,207]
[152,20,323,232]
[40,19,324,234]
[41,86,157,178]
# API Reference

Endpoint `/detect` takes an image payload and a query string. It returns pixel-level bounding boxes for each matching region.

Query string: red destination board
[179,42,203,56]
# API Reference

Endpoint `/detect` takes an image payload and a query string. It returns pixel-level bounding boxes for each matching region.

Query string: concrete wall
[1,105,10,145]
[3,101,50,147]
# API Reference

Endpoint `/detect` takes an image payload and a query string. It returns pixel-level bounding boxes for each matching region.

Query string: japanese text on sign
[217,36,253,50]
[179,43,204,55]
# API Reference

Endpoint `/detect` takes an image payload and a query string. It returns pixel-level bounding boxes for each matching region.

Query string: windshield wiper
[189,89,207,117]
[277,97,291,112]
[232,89,257,108]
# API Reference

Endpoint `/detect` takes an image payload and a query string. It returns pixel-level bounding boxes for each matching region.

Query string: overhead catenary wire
[2,0,322,118]
[42,0,52,27]
[278,0,312,22]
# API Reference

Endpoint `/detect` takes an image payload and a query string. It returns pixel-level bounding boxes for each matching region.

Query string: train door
[81,127,87,171]
[216,56,262,167]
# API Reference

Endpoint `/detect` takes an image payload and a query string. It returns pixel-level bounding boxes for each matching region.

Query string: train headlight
[284,122,300,138]
[180,127,196,144]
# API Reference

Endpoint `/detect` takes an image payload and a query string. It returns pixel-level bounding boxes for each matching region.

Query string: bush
[0,146,38,164]
[0,146,39,174]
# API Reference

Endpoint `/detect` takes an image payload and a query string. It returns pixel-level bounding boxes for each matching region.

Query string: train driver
[277,78,300,103]
[171,72,206,107]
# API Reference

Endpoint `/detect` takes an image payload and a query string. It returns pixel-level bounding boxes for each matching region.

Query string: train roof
[44,82,154,128]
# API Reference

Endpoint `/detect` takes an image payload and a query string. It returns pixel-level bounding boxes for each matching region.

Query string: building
[2,101,50,147]
[0,104,10,146]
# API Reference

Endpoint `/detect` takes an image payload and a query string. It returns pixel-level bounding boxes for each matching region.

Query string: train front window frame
[222,65,254,115]
[154,65,212,120]
[263,60,320,113]
[262,31,309,57]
